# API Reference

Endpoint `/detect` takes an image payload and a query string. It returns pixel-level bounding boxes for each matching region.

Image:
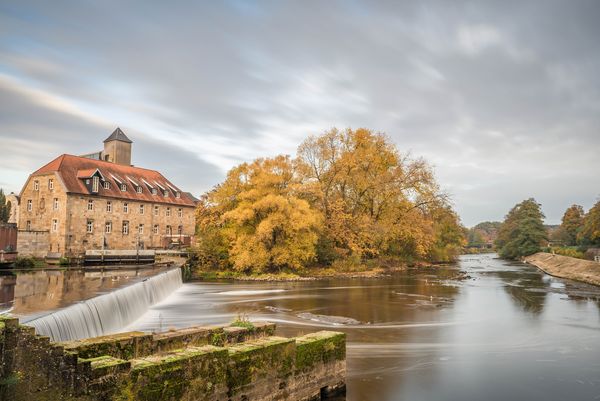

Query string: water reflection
[0,267,169,318]
[128,254,600,401]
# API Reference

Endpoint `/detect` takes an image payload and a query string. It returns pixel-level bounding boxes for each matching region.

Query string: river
[6,254,600,400]
[127,254,600,401]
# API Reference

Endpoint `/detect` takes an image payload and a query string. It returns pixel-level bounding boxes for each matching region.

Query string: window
[103,181,111,190]
[176,192,180,198]
[120,184,127,192]
[52,219,58,232]
[53,198,59,210]
[48,179,54,190]
[86,220,93,233]
[154,205,159,216]
[153,224,159,234]
[33,180,39,191]
[166,225,172,235]
[27,200,32,212]
[106,201,112,212]
[26,220,31,231]
[177,225,183,235]
[166,207,171,217]
[138,224,144,234]
[136,186,142,194]
[123,203,128,213]
[105,221,112,234]
[163,190,169,197]
[151,188,157,195]
[122,221,129,235]
[87,200,94,211]
[92,176,99,193]
[139,204,144,215]
[177,208,183,218]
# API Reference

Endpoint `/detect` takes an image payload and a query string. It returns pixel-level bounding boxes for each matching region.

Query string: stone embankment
[524,252,600,286]
[0,316,346,401]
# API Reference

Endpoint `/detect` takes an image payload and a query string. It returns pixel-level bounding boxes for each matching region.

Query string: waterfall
[24,268,182,342]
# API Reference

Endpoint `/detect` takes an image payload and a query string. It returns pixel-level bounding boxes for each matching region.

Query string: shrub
[552,247,585,259]
[58,257,70,266]
[13,257,35,268]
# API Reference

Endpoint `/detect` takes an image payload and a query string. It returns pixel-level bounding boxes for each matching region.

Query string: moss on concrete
[227,336,295,394]
[61,331,152,360]
[295,331,346,371]
[1,319,345,401]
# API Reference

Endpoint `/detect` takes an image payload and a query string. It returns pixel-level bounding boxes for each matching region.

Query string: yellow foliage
[196,128,465,272]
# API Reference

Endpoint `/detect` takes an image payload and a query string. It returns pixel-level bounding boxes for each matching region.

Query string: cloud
[1,0,599,225]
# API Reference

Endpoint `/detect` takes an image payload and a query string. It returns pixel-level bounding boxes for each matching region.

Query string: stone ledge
[0,320,345,401]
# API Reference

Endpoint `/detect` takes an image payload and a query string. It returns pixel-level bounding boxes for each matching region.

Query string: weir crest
[23,268,182,341]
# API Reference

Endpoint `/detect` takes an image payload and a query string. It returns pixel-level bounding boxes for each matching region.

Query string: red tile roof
[30,154,197,207]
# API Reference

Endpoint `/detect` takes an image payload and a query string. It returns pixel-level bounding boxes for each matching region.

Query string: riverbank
[191,262,469,282]
[193,266,408,281]
[524,252,600,286]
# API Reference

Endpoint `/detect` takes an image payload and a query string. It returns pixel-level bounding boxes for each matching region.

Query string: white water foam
[23,268,182,342]
[216,289,287,296]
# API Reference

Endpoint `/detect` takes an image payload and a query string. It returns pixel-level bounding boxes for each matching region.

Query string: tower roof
[103,127,132,143]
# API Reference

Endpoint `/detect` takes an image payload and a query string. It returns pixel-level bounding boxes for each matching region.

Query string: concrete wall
[16,230,49,258]
[0,318,346,401]
[0,224,17,252]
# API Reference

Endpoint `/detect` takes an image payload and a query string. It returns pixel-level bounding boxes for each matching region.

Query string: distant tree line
[466,221,501,248]
[495,198,600,260]
[195,128,466,274]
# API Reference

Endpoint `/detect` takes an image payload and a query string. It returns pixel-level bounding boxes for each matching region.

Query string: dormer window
[163,190,169,197]
[175,192,180,198]
[151,188,157,195]
[120,184,127,192]
[103,181,110,190]
[136,186,142,194]
[92,176,99,193]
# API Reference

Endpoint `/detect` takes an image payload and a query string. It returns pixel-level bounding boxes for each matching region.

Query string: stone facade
[16,129,197,258]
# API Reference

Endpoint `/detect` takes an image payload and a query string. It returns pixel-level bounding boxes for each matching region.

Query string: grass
[230,313,255,330]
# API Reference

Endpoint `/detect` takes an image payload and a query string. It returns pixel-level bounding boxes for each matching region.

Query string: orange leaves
[197,127,464,272]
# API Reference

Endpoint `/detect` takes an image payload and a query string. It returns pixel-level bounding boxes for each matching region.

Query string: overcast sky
[1,1,599,226]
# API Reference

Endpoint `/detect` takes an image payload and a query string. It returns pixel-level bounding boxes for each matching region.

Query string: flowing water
[21,268,182,341]
[123,254,600,401]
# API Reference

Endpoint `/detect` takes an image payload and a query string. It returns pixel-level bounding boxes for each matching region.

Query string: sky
[0,1,599,227]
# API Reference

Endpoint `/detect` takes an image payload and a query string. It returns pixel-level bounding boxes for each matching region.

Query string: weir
[23,268,182,341]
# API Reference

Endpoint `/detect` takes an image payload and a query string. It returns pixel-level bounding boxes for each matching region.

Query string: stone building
[17,128,197,257]
[5,192,19,225]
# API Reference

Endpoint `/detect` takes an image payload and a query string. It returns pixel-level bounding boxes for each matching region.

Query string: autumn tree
[296,128,456,263]
[579,201,600,246]
[428,206,466,262]
[496,198,547,259]
[196,156,322,273]
[557,204,584,246]
[196,127,464,272]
